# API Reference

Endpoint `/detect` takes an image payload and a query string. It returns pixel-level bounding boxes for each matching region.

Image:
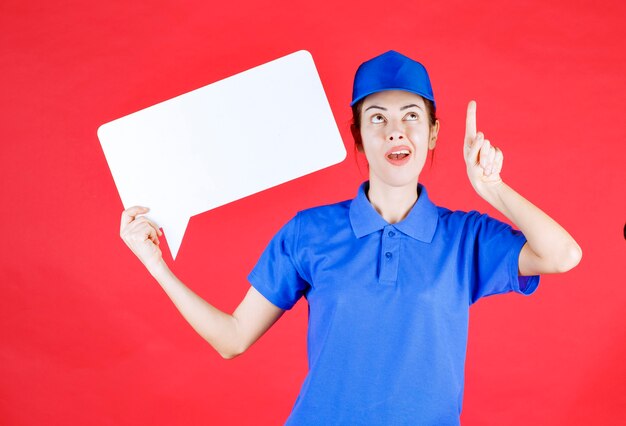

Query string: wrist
[147,259,170,280]
[475,179,506,205]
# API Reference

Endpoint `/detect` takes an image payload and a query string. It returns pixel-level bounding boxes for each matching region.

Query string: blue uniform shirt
[248,181,540,425]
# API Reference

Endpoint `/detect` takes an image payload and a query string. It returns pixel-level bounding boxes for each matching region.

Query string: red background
[2,1,625,425]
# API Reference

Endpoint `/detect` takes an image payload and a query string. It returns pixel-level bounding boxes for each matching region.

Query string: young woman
[120,50,582,425]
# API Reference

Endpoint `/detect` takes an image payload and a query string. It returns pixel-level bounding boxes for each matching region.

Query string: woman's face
[359,90,439,189]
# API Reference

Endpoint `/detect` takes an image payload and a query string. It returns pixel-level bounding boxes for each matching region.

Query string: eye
[404,112,419,121]
[370,114,385,124]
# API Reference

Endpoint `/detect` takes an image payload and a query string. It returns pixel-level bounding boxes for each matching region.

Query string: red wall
[2,0,625,424]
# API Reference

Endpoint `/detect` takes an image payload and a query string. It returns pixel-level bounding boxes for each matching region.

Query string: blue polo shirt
[248,181,540,425]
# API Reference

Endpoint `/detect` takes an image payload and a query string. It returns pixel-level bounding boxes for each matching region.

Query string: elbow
[217,315,246,360]
[219,342,246,360]
[219,348,243,360]
[555,243,583,273]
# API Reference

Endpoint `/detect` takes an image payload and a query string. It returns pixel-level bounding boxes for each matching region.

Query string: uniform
[248,181,540,425]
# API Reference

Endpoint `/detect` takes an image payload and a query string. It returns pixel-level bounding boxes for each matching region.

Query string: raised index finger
[465,100,477,143]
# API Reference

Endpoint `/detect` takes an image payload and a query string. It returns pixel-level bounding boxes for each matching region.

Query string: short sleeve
[468,212,540,305]
[247,213,309,310]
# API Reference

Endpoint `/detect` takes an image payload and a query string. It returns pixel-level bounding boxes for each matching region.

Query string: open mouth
[385,146,412,165]
[387,149,410,160]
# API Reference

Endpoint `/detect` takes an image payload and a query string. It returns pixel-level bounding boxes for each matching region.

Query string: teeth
[390,149,410,155]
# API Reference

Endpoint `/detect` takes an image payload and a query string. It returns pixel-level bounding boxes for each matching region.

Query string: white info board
[98,50,346,259]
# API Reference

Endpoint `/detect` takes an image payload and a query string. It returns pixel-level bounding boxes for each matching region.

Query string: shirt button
[385,252,393,259]
[388,231,396,237]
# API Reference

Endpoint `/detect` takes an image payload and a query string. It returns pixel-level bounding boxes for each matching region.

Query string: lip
[385,145,412,166]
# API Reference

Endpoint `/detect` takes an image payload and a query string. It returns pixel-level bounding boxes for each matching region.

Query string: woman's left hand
[463,100,504,195]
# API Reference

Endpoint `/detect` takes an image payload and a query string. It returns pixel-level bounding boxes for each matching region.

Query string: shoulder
[297,198,351,222]
[435,205,512,238]
[294,198,352,238]
[435,204,480,229]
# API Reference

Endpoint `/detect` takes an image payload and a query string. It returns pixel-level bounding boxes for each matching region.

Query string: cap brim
[350,88,436,108]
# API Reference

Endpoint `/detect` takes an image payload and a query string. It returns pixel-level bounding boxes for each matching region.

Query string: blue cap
[350,50,436,109]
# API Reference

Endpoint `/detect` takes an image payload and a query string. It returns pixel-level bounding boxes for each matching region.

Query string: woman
[120,50,582,425]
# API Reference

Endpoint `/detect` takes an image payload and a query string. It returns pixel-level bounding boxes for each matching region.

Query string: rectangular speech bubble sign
[98,50,346,259]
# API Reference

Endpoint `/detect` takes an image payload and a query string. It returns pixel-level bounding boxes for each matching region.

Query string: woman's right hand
[120,206,164,273]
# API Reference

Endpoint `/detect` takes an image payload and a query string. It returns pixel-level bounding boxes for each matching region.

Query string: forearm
[463,101,581,273]
[477,181,582,272]
[148,261,241,359]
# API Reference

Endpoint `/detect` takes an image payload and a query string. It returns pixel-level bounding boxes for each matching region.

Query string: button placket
[380,226,400,285]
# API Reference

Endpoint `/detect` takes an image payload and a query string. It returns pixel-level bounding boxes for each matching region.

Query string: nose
[386,122,405,142]
[388,133,404,141]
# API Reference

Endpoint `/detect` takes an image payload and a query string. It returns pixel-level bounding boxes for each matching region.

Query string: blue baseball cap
[350,50,436,109]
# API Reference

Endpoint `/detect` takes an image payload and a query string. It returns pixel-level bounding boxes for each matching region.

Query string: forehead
[362,90,426,108]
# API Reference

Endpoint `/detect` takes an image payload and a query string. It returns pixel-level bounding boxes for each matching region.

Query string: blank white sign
[98,50,346,259]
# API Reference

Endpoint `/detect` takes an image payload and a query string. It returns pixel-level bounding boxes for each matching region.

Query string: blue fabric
[351,50,436,108]
[247,181,540,425]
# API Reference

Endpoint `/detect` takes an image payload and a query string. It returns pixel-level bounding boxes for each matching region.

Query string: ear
[350,123,364,153]
[428,119,440,150]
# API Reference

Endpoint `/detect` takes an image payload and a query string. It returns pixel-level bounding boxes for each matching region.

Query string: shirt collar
[349,180,439,243]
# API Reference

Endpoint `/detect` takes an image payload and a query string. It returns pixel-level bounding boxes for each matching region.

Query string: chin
[369,157,426,188]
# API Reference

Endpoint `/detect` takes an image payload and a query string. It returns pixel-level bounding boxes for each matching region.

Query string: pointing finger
[465,100,477,143]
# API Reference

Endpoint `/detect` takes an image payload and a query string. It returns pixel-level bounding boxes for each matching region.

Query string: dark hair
[350,95,438,165]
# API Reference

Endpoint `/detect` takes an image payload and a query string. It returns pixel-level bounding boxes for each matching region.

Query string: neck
[366,176,419,224]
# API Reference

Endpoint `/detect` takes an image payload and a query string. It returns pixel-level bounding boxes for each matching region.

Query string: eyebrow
[364,104,423,112]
